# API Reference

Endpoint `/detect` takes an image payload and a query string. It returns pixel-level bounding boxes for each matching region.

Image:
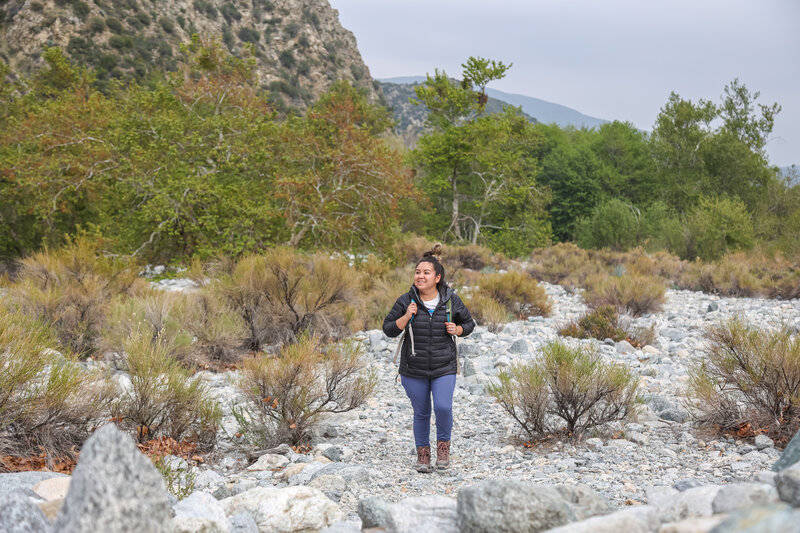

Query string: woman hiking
[383,244,475,472]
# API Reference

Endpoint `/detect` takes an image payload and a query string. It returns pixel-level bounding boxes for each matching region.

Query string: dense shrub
[71,1,90,19]
[559,305,655,347]
[238,27,260,44]
[489,340,640,438]
[678,256,761,297]
[478,271,551,318]
[234,335,377,446]
[10,240,141,357]
[445,243,496,271]
[464,292,510,333]
[582,273,666,316]
[528,243,604,290]
[158,16,175,33]
[575,198,642,251]
[180,292,247,367]
[211,248,358,350]
[105,16,123,33]
[220,2,241,23]
[111,328,221,449]
[102,290,192,363]
[685,196,755,261]
[687,319,800,440]
[0,306,115,469]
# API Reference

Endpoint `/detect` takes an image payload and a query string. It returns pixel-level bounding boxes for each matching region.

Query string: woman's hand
[445,322,462,336]
[405,301,418,319]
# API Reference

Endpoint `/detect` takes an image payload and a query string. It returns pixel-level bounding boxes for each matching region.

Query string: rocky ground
[193,281,800,522]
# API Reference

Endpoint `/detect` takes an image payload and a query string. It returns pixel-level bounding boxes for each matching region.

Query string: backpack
[392,298,461,374]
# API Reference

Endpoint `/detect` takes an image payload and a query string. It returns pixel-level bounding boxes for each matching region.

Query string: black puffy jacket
[383,284,475,379]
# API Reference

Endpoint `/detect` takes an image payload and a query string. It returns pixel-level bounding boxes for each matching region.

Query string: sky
[329,0,799,168]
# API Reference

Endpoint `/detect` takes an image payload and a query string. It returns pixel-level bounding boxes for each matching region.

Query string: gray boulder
[228,512,258,533]
[710,503,800,533]
[774,429,800,471]
[658,408,689,423]
[457,480,577,533]
[545,505,659,533]
[0,472,68,499]
[0,491,52,533]
[52,424,172,533]
[553,484,613,520]
[712,483,779,514]
[647,485,721,521]
[509,339,531,354]
[308,474,346,503]
[776,462,800,506]
[172,491,231,532]
[386,495,458,533]
[358,496,389,528]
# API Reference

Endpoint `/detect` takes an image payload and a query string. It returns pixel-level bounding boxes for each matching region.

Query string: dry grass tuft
[478,271,551,318]
[583,274,666,316]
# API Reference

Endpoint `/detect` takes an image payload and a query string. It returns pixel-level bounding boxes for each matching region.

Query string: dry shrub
[234,334,377,447]
[489,340,640,438]
[478,270,551,318]
[360,267,412,331]
[678,256,762,297]
[391,235,435,265]
[465,292,512,333]
[528,243,604,290]
[0,305,115,470]
[687,319,800,440]
[10,239,142,357]
[354,253,392,293]
[102,290,193,363]
[212,248,358,350]
[445,243,496,271]
[583,274,666,316]
[559,305,627,342]
[559,305,656,348]
[111,328,221,450]
[181,291,247,366]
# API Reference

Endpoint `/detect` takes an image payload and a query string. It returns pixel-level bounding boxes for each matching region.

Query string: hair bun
[430,243,442,257]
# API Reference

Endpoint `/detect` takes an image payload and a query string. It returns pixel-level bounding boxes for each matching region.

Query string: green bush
[71,1,90,19]
[111,328,221,449]
[685,196,755,261]
[559,305,627,342]
[489,340,640,438]
[88,16,105,32]
[158,16,175,33]
[105,16,123,33]
[0,305,115,468]
[220,2,241,23]
[234,335,376,446]
[238,26,260,44]
[575,198,642,251]
[687,319,800,440]
[279,49,295,69]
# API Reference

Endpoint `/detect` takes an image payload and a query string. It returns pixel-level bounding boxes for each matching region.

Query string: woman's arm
[383,295,414,338]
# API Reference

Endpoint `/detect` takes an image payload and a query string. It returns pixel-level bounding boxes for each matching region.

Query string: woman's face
[414,261,441,293]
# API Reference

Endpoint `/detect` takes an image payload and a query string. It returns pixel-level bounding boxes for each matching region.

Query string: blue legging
[401,374,456,447]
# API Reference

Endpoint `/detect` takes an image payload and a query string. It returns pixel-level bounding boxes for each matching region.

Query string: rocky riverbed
[5,281,800,532]
[196,282,800,521]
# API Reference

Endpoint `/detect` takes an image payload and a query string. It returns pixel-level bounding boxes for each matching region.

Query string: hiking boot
[436,440,450,470]
[415,445,432,473]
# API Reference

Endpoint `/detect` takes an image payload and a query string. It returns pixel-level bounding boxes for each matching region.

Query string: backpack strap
[447,299,461,374]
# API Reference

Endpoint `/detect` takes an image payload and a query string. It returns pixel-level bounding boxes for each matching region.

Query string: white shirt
[422,295,440,315]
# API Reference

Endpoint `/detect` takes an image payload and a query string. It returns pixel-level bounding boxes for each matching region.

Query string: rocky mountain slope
[0,0,377,108]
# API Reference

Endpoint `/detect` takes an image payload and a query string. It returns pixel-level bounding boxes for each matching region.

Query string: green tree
[410,57,549,252]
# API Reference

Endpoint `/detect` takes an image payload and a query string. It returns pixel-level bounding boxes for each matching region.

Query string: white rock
[173,492,231,533]
[545,505,659,533]
[220,486,343,533]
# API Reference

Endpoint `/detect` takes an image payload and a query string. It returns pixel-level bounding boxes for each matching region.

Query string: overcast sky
[329,0,799,167]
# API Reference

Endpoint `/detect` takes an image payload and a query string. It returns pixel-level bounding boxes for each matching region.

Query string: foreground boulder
[773,429,800,471]
[545,505,660,533]
[220,486,342,532]
[385,495,458,533]
[457,480,578,533]
[0,491,52,533]
[52,424,172,533]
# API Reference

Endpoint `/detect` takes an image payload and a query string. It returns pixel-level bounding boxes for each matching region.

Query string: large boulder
[646,485,721,521]
[385,495,458,533]
[712,483,778,514]
[0,491,52,533]
[544,505,660,533]
[172,491,231,533]
[52,424,172,533]
[710,503,800,532]
[553,484,613,520]
[220,486,342,532]
[0,472,68,499]
[774,429,800,471]
[358,496,389,529]
[457,480,577,533]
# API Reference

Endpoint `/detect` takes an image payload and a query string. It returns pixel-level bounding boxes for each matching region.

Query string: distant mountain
[379,76,607,130]
[378,78,536,146]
